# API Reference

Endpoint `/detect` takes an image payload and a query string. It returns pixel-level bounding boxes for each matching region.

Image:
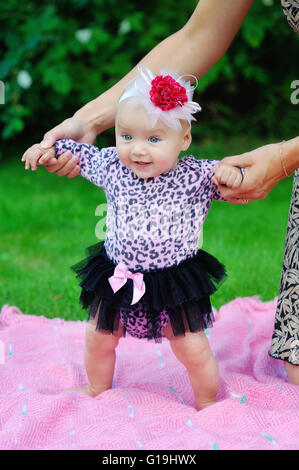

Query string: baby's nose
[132,144,147,156]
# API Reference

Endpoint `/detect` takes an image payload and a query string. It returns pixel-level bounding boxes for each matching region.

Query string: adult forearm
[74,28,196,134]
[74,0,255,135]
[283,136,299,176]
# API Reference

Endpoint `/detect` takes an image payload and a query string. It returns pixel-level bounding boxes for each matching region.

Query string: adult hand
[211,143,285,204]
[21,115,97,177]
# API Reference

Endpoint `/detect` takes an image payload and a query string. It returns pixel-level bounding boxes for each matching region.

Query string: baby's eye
[149,136,160,143]
[122,134,132,141]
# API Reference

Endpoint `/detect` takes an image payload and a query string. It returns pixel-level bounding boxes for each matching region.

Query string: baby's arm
[54,139,105,187]
[23,139,107,188]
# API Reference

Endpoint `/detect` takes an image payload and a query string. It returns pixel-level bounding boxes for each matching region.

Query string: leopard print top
[55,139,226,273]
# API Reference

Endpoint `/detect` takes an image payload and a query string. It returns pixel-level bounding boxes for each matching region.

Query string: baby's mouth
[134,161,151,166]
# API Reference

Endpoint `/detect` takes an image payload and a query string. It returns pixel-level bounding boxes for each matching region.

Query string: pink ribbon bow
[108,262,146,305]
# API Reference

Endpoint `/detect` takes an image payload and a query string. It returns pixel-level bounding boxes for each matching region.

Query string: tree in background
[0,0,298,160]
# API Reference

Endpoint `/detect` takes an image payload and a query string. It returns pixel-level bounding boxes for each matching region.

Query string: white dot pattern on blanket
[0,298,298,450]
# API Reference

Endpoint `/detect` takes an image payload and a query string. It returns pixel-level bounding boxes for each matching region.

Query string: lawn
[0,138,293,322]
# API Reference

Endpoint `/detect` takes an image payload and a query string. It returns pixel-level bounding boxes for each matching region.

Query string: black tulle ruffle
[71,241,227,342]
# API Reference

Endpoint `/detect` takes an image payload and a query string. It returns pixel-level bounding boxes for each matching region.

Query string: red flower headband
[118,65,201,130]
[149,75,188,111]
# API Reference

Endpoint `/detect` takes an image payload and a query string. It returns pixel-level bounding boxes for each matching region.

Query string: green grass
[0,139,293,321]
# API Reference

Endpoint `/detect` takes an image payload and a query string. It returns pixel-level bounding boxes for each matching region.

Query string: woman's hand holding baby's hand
[40,149,80,177]
[211,164,243,189]
[21,142,80,177]
[211,164,248,205]
[21,114,96,177]
[210,143,287,204]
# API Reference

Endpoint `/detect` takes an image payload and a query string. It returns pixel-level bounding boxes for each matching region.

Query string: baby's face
[115,101,191,179]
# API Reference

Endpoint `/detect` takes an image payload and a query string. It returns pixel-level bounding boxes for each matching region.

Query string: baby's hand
[21,143,57,171]
[211,164,243,189]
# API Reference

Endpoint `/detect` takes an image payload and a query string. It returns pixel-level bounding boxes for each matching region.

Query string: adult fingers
[38,147,59,165]
[219,181,269,200]
[220,153,253,168]
[55,155,80,177]
[44,152,79,177]
[44,151,72,173]
[225,197,251,205]
[33,147,57,169]
[41,157,58,167]
[211,176,219,186]
[65,164,81,179]
[218,186,245,200]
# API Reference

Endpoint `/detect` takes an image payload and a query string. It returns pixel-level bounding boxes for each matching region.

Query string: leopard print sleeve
[199,159,227,202]
[55,139,117,189]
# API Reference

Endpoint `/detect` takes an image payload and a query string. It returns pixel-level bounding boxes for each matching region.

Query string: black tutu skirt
[71,241,227,343]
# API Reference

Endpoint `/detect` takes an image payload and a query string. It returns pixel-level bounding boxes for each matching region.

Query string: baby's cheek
[117,149,130,168]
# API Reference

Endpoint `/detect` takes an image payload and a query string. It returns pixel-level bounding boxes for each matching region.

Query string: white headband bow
[118,65,201,130]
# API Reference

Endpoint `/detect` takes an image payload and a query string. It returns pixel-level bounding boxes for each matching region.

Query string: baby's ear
[181,125,192,151]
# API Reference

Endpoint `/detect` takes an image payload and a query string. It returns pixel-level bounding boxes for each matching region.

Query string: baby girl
[23,66,244,410]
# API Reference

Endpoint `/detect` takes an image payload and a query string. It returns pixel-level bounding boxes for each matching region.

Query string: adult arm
[211,136,299,203]
[73,0,255,136]
[22,0,255,174]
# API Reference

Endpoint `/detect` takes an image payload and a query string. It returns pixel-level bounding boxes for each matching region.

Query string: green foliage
[0,142,292,317]
[0,0,298,160]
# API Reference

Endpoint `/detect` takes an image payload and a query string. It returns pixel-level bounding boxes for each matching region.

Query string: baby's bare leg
[163,322,219,410]
[70,309,124,397]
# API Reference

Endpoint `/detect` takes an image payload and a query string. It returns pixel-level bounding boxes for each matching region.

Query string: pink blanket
[0,297,298,450]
